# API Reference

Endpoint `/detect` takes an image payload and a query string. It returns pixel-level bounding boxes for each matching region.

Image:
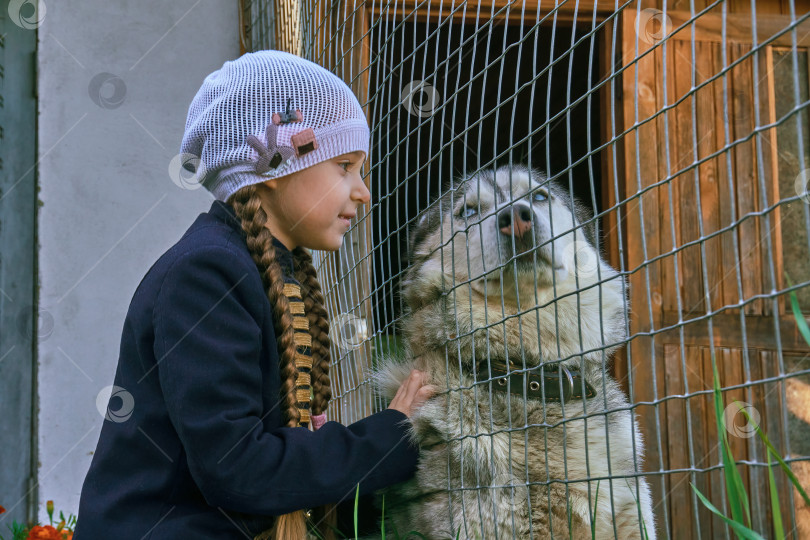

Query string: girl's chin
[309,236,344,252]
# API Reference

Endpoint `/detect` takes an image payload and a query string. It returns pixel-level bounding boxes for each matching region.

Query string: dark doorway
[368,18,604,340]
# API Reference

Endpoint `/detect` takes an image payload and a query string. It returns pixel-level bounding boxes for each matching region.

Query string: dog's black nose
[498,203,533,239]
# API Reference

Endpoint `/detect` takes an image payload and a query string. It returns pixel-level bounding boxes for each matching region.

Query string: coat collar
[208,200,295,275]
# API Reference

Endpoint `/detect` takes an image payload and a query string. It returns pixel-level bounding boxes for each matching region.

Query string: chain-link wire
[241,1,810,537]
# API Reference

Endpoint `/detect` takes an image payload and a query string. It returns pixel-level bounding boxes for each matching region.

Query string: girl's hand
[388,369,437,418]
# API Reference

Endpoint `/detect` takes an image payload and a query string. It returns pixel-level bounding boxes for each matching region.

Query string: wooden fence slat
[695,40,724,314]
[663,344,694,538]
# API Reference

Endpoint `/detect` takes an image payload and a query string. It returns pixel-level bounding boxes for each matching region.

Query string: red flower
[27,525,63,540]
[26,524,72,540]
[0,505,6,514]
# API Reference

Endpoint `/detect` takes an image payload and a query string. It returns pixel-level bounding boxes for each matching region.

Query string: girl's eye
[339,162,351,171]
[533,189,549,202]
[459,206,477,219]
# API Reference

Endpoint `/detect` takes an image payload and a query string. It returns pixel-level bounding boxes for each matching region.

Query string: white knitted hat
[179,50,370,202]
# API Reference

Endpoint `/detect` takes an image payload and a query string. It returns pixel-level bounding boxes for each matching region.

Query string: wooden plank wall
[622,3,810,537]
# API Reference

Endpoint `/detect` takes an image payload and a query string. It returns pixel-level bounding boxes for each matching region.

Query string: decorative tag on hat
[246,123,295,177]
[291,128,319,158]
[273,97,304,125]
[246,97,321,176]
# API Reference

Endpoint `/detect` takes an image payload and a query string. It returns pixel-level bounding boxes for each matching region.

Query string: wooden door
[622,8,810,539]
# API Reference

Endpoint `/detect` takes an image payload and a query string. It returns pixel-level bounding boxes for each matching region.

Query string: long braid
[228,185,338,540]
[230,186,302,428]
[293,248,333,414]
[293,248,338,539]
[229,186,305,539]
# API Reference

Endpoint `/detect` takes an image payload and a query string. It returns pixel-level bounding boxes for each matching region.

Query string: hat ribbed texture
[180,50,370,202]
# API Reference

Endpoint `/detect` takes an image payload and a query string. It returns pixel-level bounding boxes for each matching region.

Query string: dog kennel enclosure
[240,0,810,537]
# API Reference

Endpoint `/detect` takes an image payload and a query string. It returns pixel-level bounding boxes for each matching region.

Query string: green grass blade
[733,401,810,507]
[786,275,810,346]
[568,499,574,540]
[711,353,751,526]
[381,493,386,540]
[325,523,349,539]
[790,291,810,345]
[765,450,784,540]
[354,484,360,540]
[590,480,601,540]
[625,479,651,540]
[2,522,31,540]
[691,483,765,540]
[309,525,325,540]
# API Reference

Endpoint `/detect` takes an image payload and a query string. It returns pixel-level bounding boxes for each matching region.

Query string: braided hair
[227,184,338,540]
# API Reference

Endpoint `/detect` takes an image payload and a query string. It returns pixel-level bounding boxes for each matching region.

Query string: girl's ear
[261,178,279,190]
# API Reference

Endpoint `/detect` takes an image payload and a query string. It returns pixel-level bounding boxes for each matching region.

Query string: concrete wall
[36,0,239,523]
[0,3,38,527]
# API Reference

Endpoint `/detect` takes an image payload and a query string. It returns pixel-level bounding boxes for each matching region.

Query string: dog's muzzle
[498,203,534,240]
[475,359,596,402]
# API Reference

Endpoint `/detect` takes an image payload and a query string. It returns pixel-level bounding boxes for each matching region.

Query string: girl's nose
[353,175,371,204]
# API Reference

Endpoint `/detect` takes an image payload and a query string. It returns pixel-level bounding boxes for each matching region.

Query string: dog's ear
[400,267,420,310]
[407,213,431,262]
[577,206,599,250]
[402,214,439,311]
[548,179,601,251]
[400,265,431,312]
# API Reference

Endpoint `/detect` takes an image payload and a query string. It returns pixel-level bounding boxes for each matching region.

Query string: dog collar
[475,360,596,402]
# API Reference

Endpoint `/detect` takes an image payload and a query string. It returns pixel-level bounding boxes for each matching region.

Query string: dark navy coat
[73,199,419,539]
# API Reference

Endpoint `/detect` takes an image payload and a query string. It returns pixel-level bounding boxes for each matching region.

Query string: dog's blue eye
[533,190,548,202]
[460,207,477,219]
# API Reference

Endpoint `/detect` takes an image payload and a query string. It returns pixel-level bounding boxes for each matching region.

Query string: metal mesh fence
[241,1,810,538]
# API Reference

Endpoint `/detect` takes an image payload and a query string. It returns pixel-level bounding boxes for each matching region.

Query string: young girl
[73,50,436,540]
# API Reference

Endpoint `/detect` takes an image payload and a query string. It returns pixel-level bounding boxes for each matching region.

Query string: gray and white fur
[370,164,655,539]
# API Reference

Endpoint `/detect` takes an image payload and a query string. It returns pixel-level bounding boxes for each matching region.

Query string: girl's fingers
[408,385,438,416]
[387,371,437,417]
[389,371,413,404]
[390,382,406,405]
[393,378,405,397]
[405,370,425,399]
[416,384,437,402]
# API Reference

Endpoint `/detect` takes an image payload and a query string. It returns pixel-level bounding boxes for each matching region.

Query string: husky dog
[371,164,655,539]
